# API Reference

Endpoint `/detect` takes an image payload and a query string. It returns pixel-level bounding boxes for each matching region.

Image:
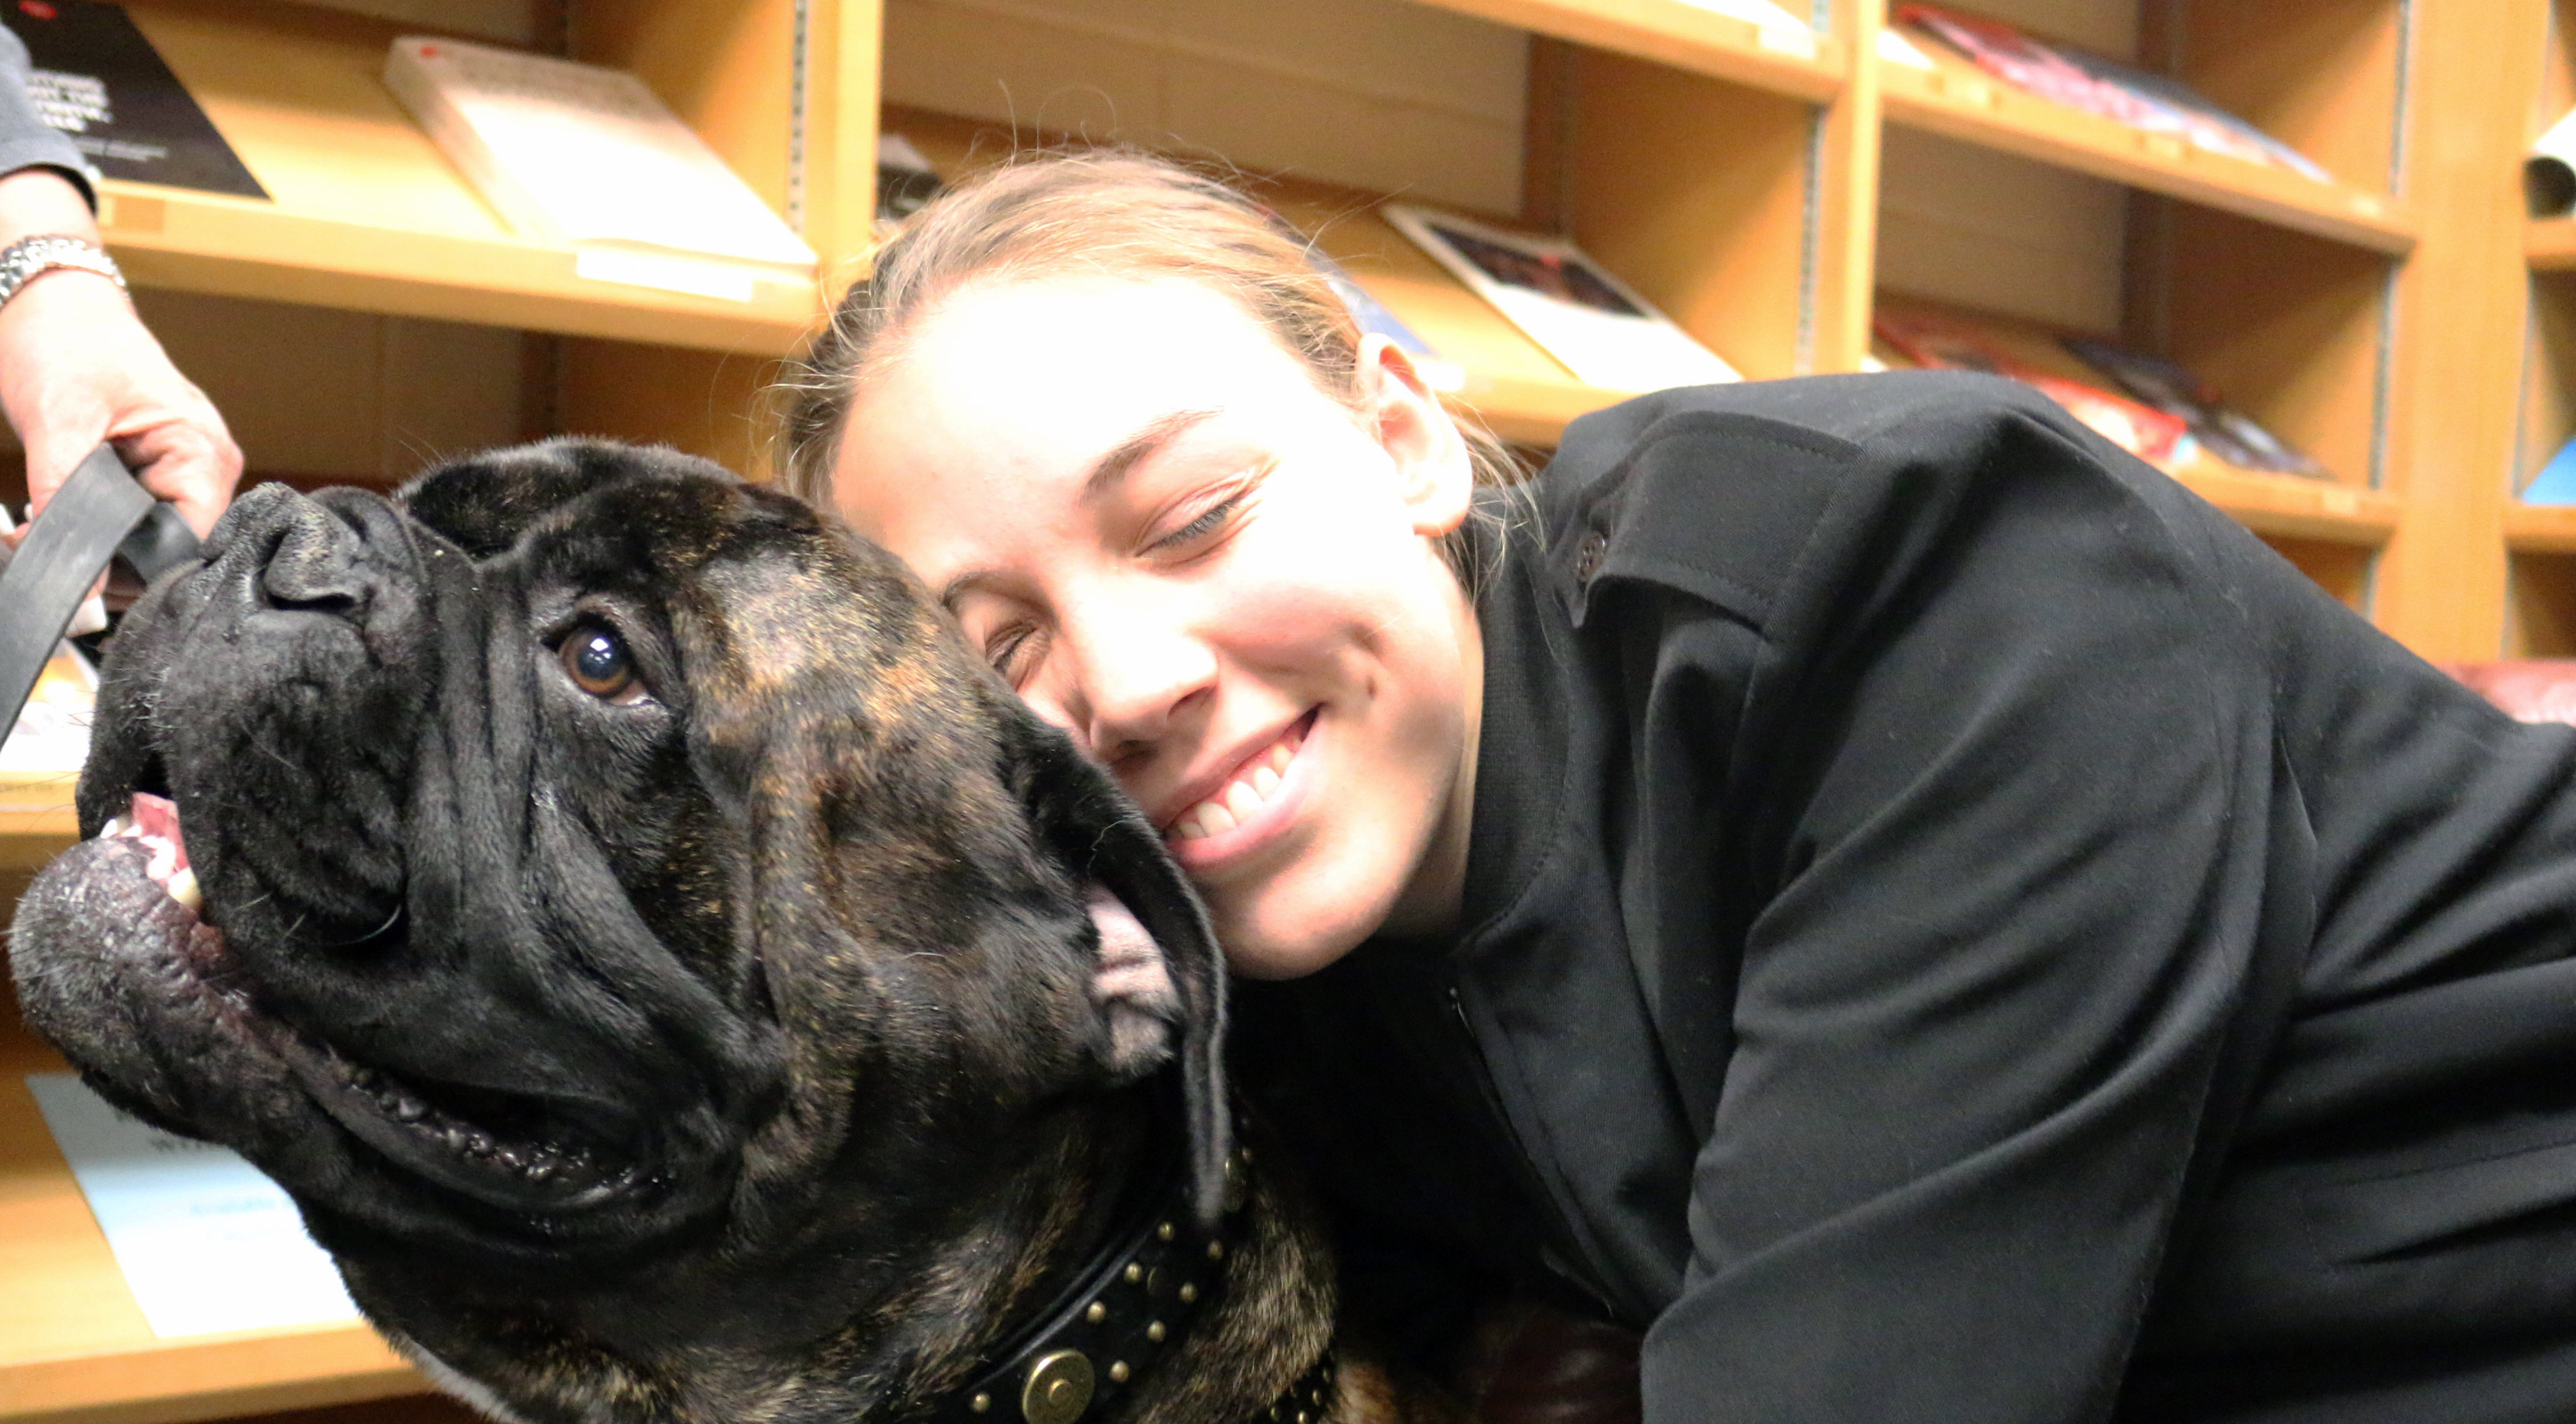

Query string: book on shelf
[1381,202,1739,394]
[383,36,816,302]
[2,0,266,199]
[1896,5,2332,184]
[1873,304,2187,465]
[0,641,92,780]
[2061,337,2324,478]
[28,1072,361,1337]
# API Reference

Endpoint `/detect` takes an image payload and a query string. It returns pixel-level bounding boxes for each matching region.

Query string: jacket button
[1573,530,1608,582]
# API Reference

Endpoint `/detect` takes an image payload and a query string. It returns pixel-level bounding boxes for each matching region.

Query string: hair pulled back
[775,148,1524,590]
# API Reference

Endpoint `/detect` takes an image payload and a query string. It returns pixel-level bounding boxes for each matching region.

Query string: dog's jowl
[8,441,1416,1424]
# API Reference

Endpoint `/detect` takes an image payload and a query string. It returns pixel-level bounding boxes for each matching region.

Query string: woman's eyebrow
[937,410,1227,615]
[1083,407,1222,500]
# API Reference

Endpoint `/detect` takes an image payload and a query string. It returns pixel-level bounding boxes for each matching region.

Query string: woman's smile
[1162,708,1318,870]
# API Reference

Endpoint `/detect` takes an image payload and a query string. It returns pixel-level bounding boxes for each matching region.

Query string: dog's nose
[209,484,373,616]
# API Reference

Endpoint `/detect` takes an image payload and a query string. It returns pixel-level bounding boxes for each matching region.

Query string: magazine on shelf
[2061,338,2325,477]
[1305,246,1465,394]
[2,0,266,198]
[1381,202,1738,392]
[1897,5,2331,183]
[383,36,815,301]
[2524,435,2576,505]
[1873,304,2187,465]
[2530,106,2576,216]
[875,131,942,240]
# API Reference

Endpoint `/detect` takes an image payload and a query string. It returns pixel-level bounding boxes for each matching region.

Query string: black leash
[0,442,198,735]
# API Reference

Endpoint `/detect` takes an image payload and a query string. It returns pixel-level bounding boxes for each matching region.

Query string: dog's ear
[399,437,736,558]
[1002,706,1231,1227]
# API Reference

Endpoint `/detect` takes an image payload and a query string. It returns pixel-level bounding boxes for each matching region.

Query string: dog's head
[10,440,1228,1366]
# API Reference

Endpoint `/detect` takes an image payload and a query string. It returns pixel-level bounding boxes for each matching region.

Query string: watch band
[0,234,124,309]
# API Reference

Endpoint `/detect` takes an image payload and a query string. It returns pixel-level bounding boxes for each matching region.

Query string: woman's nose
[1046,602,1216,762]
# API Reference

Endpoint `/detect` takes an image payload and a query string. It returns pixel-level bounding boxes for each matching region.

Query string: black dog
[10,441,1422,1424]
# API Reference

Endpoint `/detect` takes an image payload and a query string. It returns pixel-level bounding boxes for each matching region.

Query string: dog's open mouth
[82,789,646,1214]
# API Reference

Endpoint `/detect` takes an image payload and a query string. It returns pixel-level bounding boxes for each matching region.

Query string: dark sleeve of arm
[1637,383,2280,1422]
[0,26,95,208]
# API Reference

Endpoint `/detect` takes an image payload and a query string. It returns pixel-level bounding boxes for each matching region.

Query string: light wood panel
[1411,0,1844,103]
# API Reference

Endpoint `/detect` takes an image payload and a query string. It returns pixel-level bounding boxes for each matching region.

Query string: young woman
[781,152,2576,1423]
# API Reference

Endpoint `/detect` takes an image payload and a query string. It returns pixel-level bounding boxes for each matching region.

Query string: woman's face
[831,275,1482,978]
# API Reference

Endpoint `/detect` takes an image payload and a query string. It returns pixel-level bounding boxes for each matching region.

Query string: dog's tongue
[129,793,189,872]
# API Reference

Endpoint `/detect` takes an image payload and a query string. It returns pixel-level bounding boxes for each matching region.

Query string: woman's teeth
[1174,738,1295,841]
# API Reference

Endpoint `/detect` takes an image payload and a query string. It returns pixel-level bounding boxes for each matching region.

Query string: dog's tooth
[164,868,201,910]
[1252,766,1281,799]
[97,815,133,840]
[1224,780,1262,820]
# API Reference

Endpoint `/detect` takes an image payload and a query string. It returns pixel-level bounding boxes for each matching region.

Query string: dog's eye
[561,625,643,702]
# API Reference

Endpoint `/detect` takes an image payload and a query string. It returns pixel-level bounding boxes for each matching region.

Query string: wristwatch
[0,234,124,310]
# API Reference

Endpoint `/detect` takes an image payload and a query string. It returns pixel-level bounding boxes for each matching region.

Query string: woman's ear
[1358,333,1475,539]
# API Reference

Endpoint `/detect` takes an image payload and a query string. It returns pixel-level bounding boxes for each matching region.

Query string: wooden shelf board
[1879,28,2415,257]
[2529,218,2576,272]
[882,105,1640,448]
[93,0,817,354]
[0,993,425,1424]
[1409,0,1843,103]
[2169,462,2398,546]
[2504,503,2576,553]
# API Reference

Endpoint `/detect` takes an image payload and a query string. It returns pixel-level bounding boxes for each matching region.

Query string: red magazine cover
[1897,5,2331,182]
[1873,306,2189,465]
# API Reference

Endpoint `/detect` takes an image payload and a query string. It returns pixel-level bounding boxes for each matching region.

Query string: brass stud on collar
[1146,1320,1166,1343]
[1156,1221,1175,1242]
[970,1393,991,1414]
[1111,1360,1131,1383]
[1084,1301,1106,1324]
[1178,1282,1199,1304]
[1123,1263,1144,1285]
[1206,1241,1224,1261]
[1020,1351,1094,1424]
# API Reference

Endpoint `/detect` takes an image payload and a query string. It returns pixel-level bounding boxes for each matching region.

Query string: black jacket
[1235,371,2576,1422]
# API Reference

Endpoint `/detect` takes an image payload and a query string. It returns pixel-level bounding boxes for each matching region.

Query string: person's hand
[0,167,240,538]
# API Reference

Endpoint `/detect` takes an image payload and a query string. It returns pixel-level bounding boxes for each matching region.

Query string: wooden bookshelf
[1877,23,2414,255]
[3,2,2565,1422]
[91,0,823,355]
[2531,217,2576,271]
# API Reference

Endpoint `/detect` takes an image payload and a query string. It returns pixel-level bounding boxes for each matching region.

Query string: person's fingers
[115,404,242,538]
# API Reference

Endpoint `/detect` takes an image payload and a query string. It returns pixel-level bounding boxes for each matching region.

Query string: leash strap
[0,443,198,738]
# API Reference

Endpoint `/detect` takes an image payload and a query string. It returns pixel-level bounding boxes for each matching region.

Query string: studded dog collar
[920,1125,1332,1424]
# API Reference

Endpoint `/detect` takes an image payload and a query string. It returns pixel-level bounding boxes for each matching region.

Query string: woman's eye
[985,623,1044,685]
[1150,486,1249,553]
[561,625,645,702]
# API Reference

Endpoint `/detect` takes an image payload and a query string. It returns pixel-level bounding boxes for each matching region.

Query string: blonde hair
[775,148,1526,593]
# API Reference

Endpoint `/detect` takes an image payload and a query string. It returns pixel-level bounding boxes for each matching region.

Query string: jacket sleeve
[0,25,96,207]
[1603,378,2289,1422]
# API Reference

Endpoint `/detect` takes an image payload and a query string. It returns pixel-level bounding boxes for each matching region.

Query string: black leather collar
[918,1110,1330,1424]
